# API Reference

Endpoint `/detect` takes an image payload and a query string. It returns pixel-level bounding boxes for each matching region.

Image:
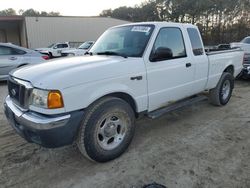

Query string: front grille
[8,77,33,109]
[8,80,20,103]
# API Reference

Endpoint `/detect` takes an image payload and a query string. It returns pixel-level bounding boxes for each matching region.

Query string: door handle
[186,63,192,67]
[9,57,17,61]
[130,76,143,80]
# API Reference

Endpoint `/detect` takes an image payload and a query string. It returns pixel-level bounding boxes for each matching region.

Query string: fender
[62,80,148,114]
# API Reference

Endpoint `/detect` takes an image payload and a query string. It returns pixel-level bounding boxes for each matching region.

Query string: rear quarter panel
[206,50,243,89]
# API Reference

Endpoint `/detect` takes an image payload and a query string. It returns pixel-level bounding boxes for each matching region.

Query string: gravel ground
[0,80,250,188]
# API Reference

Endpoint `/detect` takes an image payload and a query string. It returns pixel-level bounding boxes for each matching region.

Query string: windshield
[78,42,94,49]
[47,43,55,48]
[241,37,250,44]
[89,25,155,57]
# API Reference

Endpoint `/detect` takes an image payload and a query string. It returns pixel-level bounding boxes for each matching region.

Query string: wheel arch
[223,65,234,76]
[17,63,28,68]
[96,92,138,117]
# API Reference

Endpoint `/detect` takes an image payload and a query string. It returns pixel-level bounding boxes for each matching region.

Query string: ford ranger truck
[35,42,71,58]
[4,22,244,162]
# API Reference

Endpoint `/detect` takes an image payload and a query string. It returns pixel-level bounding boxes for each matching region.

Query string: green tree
[46,11,60,16]
[21,9,60,16]
[0,8,17,16]
[21,9,40,16]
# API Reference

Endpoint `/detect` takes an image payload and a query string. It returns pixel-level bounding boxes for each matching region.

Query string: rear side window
[150,27,187,62]
[0,46,26,55]
[13,48,26,55]
[56,44,64,48]
[56,44,68,48]
[62,44,68,48]
[187,28,204,56]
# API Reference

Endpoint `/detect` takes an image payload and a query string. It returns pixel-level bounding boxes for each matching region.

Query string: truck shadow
[0,81,7,86]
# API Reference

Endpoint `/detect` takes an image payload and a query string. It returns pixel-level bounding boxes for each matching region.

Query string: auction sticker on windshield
[131,26,151,33]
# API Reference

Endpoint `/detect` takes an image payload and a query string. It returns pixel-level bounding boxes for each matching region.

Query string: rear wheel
[209,72,234,106]
[77,97,135,162]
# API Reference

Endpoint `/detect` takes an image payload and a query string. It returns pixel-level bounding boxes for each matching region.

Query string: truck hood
[10,56,139,89]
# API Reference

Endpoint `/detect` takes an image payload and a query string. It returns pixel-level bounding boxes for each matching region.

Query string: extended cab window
[187,28,204,56]
[150,27,186,62]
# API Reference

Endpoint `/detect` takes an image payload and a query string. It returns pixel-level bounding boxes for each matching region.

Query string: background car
[0,43,48,81]
[231,37,250,79]
[217,44,231,50]
[61,41,95,57]
[35,42,70,58]
[231,36,250,51]
[241,53,250,79]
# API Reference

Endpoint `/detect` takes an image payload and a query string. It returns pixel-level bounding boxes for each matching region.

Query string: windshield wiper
[96,51,127,58]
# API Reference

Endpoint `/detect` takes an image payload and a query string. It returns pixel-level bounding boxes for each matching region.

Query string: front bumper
[4,95,84,148]
[242,66,250,78]
[243,66,250,73]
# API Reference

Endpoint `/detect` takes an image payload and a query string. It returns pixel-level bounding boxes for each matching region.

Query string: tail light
[243,53,247,65]
[42,55,49,60]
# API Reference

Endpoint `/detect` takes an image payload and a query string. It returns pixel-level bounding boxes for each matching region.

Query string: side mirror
[53,46,58,49]
[150,47,173,62]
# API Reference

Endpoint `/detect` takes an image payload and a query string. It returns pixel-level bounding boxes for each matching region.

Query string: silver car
[0,43,48,81]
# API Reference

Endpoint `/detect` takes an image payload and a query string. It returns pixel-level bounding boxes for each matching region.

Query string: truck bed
[206,48,242,55]
[205,48,243,90]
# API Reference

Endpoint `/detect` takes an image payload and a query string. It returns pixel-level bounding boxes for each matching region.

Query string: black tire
[49,52,53,58]
[77,97,135,162]
[209,72,234,106]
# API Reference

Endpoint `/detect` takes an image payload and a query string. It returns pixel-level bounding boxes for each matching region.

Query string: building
[0,16,130,49]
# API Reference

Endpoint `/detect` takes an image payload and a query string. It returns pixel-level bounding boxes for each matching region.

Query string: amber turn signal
[47,91,64,109]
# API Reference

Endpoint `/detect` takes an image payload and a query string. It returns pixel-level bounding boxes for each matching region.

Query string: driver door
[146,27,195,111]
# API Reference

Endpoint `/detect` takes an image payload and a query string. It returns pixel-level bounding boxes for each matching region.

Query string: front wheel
[209,72,234,106]
[77,97,135,162]
[48,52,53,58]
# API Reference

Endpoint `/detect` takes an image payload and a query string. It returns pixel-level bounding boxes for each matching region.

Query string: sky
[1,0,145,16]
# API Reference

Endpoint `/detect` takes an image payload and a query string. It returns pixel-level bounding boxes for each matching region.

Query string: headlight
[30,89,64,109]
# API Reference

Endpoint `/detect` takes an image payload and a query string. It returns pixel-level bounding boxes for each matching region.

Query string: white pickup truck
[4,22,243,162]
[61,41,95,57]
[35,42,71,58]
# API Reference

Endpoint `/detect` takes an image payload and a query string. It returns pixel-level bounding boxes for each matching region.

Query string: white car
[61,41,94,57]
[0,43,48,81]
[4,22,244,162]
[35,42,71,58]
[231,37,250,78]
[231,36,250,51]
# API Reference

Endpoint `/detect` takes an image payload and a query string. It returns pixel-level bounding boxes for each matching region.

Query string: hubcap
[221,80,230,100]
[96,114,127,150]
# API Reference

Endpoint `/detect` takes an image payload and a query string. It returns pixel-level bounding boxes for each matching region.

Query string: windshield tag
[131,26,151,33]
